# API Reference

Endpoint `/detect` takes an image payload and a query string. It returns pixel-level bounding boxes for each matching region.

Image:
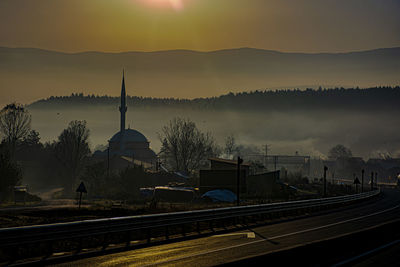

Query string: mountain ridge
[1,46,399,56]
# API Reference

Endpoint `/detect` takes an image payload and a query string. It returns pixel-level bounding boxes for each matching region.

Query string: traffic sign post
[76,182,87,209]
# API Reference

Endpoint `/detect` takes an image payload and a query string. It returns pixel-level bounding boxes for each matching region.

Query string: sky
[0,0,399,53]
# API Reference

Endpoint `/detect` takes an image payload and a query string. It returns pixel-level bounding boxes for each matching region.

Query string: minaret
[119,70,127,133]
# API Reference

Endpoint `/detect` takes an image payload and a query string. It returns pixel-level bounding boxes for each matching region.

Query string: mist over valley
[28,88,400,159]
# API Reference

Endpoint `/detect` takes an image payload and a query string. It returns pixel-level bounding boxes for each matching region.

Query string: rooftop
[209,157,251,167]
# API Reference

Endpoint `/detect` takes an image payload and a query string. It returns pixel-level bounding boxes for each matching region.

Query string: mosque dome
[110,129,148,143]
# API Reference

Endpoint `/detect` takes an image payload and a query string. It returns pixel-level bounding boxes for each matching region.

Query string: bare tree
[328,144,353,160]
[224,134,236,159]
[55,120,91,192]
[22,130,40,147]
[0,103,31,153]
[158,117,217,174]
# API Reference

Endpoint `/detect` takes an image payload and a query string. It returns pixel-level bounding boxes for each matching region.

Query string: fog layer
[29,106,400,159]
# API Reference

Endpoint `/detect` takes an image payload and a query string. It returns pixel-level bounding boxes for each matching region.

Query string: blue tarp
[201,189,237,203]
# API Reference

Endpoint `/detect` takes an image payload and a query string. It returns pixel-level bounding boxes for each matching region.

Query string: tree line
[0,103,91,200]
[29,86,400,111]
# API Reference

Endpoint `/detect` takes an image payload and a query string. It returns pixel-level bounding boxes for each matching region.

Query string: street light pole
[361,169,364,193]
[323,166,328,197]
[264,144,269,171]
[237,156,243,206]
[371,172,374,191]
[107,141,110,179]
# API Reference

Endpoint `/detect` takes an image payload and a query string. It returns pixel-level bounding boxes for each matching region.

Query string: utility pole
[375,172,378,189]
[237,156,243,206]
[264,144,270,171]
[361,169,364,193]
[323,166,328,197]
[274,156,277,171]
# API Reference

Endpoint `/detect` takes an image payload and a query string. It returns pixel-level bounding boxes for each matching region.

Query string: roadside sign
[76,182,87,193]
[76,182,87,209]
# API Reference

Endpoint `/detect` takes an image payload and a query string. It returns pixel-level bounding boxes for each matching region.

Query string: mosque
[95,72,157,165]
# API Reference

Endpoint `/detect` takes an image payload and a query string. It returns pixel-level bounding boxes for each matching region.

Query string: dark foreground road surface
[54,188,400,267]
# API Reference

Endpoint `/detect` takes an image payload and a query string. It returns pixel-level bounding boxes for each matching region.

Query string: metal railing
[0,190,380,263]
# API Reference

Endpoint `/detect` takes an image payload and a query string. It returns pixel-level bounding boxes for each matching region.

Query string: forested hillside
[29,87,400,111]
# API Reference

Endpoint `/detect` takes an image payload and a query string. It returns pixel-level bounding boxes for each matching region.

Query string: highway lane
[350,240,400,267]
[54,188,400,267]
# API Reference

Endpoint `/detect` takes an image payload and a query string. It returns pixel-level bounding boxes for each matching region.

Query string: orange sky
[0,0,399,53]
[0,0,399,107]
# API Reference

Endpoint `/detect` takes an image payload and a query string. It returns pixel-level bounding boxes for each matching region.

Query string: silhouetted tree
[328,144,353,160]
[14,130,43,161]
[158,117,217,174]
[0,103,31,154]
[0,149,22,200]
[80,161,107,197]
[22,130,40,147]
[55,120,91,193]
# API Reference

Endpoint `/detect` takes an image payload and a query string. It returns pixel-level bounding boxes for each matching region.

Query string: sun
[142,0,185,11]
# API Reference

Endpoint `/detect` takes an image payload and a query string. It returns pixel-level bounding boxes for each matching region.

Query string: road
[54,188,400,267]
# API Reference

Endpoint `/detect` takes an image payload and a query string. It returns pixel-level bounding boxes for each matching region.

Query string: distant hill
[29,87,400,111]
[1,46,400,106]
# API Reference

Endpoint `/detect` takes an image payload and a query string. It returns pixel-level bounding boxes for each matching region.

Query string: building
[200,157,284,198]
[209,157,250,174]
[199,158,249,194]
[264,155,310,176]
[95,71,157,165]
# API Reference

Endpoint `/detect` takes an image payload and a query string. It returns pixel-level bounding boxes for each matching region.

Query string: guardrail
[0,190,380,264]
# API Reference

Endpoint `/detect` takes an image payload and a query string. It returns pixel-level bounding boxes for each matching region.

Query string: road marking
[52,252,66,256]
[264,204,400,240]
[213,232,256,238]
[247,232,256,238]
[141,204,400,266]
[332,239,400,266]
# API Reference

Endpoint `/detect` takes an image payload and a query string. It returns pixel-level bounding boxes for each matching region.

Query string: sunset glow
[140,0,185,10]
